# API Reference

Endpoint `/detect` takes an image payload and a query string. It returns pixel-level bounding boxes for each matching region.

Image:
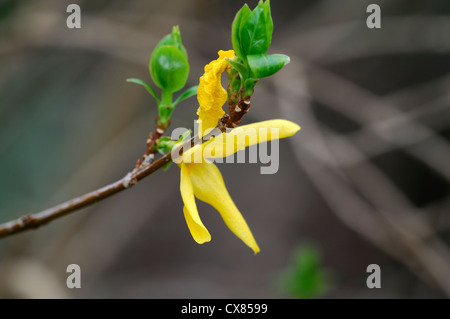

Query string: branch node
[20,215,40,229]
[122,172,134,189]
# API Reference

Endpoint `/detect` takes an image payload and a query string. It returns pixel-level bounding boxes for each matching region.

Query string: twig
[226,87,254,127]
[0,134,201,239]
[0,101,249,241]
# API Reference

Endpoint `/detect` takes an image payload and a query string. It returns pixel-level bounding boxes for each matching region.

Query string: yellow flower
[197,50,235,137]
[179,119,301,254]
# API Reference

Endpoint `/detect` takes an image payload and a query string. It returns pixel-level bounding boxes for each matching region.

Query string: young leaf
[226,59,249,79]
[263,0,273,48]
[126,78,160,105]
[172,85,198,107]
[231,4,251,61]
[240,0,272,56]
[247,54,289,79]
[157,136,176,154]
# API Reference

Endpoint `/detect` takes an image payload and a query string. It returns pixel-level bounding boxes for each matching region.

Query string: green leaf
[150,45,189,93]
[226,59,249,79]
[126,78,160,105]
[240,0,272,56]
[231,4,251,61]
[263,0,273,48]
[247,54,289,79]
[281,246,331,299]
[172,85,198,107]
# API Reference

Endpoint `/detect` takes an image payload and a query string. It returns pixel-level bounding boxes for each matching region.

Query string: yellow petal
[185,161,260,254]
[202,119,301,159]
[180,163,211,244]
[180,143,204,164]
[196,50,235,137]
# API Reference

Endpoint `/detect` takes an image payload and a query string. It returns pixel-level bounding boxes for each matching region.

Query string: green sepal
[157,139,174,170]
[157,136,176,155]
[158,129,191,171]
[156,130,192,155]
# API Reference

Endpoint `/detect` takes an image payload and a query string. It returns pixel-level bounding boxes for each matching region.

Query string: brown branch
[134,118,166,171]
[226,86,255,127]
[0,135,200,239]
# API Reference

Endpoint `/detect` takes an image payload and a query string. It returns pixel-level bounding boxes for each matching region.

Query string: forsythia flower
[178,50,300,254]
[179,120,300,254]
[197,50,235,137]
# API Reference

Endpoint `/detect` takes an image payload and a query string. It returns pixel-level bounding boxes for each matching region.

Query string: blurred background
[1,0,450,298]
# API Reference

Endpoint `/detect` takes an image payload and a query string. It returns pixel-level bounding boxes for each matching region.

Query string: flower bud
[149,26,189,94]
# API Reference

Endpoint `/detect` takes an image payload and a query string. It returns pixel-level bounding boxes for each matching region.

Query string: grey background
[0,0,449,298]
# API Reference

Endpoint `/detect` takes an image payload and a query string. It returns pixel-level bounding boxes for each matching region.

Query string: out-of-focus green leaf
[280,245,332,299]
[0,0,17,23]
[156,129,191,155]
[157,136,176,155]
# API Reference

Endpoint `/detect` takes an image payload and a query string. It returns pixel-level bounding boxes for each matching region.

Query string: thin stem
[161,89,173,107]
